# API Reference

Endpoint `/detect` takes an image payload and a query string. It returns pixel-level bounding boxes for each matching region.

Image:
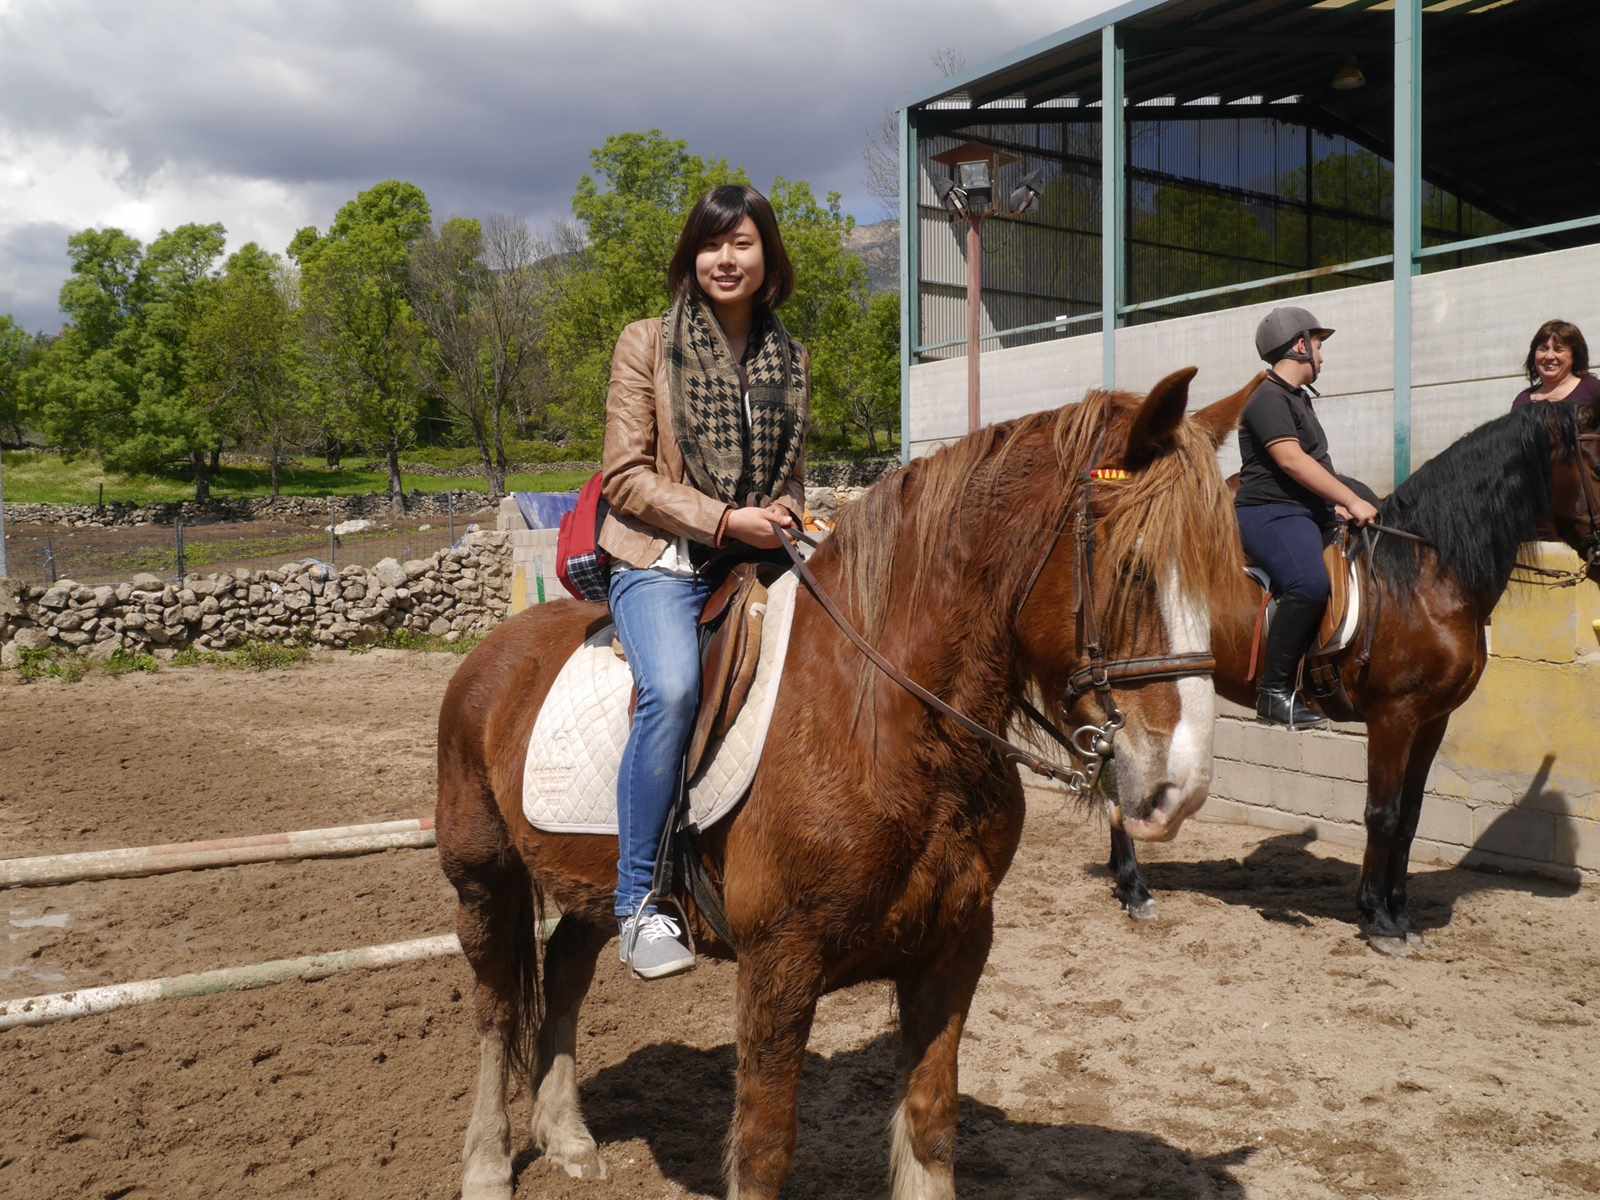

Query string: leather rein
[773,432,1215,799]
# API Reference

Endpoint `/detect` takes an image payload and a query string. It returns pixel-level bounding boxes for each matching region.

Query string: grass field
[1,450,592,506]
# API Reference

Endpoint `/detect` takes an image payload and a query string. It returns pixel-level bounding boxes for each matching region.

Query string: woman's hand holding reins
[1335,497,1379,527]
[724,503,794,549]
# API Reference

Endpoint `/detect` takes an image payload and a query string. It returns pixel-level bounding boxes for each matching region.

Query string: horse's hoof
[1364,932,1414,958]
[542,1147,608,1180]
[1124,897,1158,922]
[1405,931,1424,948]
[461,1180,513,1200]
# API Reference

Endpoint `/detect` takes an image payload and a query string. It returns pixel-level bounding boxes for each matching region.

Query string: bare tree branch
[863,48,970,222]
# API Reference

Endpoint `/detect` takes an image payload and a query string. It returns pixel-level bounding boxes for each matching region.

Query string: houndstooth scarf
[664,294,806,508]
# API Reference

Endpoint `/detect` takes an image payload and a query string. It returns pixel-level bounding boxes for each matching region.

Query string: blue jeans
[1236,503,1330,604]
[607,567,710,921]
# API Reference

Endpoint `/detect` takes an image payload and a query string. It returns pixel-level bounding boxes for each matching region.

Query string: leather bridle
[1505,426,1600,587]
[773,426,1217,799]
[1567,430,1600,571]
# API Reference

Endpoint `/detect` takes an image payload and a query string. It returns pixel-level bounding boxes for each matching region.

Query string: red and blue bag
[555,471,612,603]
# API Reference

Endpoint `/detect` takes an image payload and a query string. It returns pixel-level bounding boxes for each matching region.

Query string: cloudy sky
[0,0,1111,334]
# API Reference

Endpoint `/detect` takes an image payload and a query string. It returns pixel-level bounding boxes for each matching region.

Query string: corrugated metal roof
[908,0,1594,236]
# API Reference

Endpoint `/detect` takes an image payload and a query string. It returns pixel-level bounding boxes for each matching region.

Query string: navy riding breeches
[1236,503,1330,604]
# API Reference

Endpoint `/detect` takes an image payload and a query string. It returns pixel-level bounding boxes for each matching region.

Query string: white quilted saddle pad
[522,571,799,835]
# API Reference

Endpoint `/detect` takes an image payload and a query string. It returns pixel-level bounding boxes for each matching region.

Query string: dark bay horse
[1104,397,1600,953]
[435,368,1251,1200]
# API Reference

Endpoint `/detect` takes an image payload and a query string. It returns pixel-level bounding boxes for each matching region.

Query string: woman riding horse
[1104,395,1600,950]
[1235,305,1379,729]
[435,369,1252,1199]
[599,184,809,980]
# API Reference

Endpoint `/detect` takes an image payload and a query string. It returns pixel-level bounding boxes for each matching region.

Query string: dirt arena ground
[2,653,1598,1199]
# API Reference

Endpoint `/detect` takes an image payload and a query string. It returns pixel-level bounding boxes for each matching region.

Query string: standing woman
[1511,319,1600,409]
[598,184,809,980]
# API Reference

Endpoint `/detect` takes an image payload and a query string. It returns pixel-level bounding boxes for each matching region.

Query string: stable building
[897,0,1600,486]
[895,0,1600,883]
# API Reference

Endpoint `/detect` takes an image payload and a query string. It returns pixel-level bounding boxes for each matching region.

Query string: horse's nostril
[1143,784,1177,819]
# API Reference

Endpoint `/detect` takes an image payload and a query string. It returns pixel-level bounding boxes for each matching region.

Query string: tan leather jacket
[598,316,809,570]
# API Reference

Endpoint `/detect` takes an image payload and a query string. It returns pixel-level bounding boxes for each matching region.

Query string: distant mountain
[846,220,899,295]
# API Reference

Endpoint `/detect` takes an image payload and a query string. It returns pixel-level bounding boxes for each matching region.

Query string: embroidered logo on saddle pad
[522,572,800,835]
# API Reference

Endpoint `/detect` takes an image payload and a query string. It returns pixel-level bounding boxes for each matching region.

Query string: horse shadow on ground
[515,1031,1252,1198]
[1138,756,1581,934]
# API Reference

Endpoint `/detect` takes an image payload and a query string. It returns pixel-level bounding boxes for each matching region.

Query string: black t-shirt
[1235,374,1336,516]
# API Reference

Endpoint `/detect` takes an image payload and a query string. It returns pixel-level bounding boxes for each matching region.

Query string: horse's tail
[436,643,548,1099]
[502,860,545,1094]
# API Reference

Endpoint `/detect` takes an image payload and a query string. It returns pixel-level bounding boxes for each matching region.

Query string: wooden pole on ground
[0,920,564,1031]
[0,818,437,889]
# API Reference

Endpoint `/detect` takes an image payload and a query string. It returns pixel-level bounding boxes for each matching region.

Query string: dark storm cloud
[0,223,77,335]
[0,0,1105,331]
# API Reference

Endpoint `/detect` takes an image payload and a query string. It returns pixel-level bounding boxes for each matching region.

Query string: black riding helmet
[1255,306,1335,380]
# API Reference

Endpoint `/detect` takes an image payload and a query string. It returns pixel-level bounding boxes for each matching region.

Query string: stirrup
[1256,686,1326,731]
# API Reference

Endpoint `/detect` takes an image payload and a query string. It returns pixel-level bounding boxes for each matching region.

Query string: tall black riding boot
[1256,596,1327,729]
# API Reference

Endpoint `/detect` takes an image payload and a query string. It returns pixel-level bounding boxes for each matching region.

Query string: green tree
[187,243,308,496]
[24,223,230,500]
[292,180,431,508]
[409,214,546,496]
[763,178,900,453]
[812,290,900,454]
[113,222,229,499]
[0,315,40,445]
[26,228,146,458]
[767,179,866,348]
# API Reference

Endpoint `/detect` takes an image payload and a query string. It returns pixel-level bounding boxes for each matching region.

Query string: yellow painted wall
[1434,545,1600,871]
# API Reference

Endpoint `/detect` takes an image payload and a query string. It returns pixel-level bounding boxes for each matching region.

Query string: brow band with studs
[1089,468,1132,482]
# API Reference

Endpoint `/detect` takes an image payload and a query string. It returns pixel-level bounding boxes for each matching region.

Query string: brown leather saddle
[1242,524,1364,720]
[1244,527,1355,675]
[616,561,784,780]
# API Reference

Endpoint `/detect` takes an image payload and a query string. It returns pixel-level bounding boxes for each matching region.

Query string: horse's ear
[1192,372,1263,448]
[1124,367,1196,468]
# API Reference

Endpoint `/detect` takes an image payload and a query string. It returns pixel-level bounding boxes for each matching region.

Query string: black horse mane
[1372,402,1577,606]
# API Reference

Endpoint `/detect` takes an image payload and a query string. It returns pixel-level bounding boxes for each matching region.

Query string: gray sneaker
[619,912,695,980]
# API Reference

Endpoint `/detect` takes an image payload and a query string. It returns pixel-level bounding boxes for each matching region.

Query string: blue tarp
[513,491,580,530]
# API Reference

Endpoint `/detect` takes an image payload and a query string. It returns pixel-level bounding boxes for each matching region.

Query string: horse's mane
[821,390,1244,707]
[1372,402,1576,605]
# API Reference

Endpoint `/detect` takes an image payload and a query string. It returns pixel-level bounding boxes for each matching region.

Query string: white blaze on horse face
[1115,566,1215,842]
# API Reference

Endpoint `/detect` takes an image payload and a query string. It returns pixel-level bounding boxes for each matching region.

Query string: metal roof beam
[1124,30,1384,53]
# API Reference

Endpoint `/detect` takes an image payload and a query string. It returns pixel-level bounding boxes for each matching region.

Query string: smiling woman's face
[1535,337,1575,387]
[695,216,765,311]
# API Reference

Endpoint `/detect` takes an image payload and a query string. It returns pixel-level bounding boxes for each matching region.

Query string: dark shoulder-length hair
[1524,318,1591,384]
[667,185,794,310]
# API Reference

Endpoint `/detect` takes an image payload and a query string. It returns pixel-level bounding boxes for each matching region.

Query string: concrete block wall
[908,241,1600,490]
[1201,544,1600,883]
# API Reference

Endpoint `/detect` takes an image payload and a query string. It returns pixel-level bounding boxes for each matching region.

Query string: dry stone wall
[0,530,511,668]
[9,490,495,529]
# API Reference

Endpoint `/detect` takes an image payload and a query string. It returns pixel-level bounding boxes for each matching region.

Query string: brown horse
[1103,397,1600,952]
[434,368,1250,1199]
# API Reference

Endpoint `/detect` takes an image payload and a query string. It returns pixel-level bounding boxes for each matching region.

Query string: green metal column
[899,106,918,465]
[1101,23,1125,390]
[1393,0,1421,486]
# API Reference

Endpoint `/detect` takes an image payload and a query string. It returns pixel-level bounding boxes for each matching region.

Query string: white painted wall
[908,242,1600,490]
